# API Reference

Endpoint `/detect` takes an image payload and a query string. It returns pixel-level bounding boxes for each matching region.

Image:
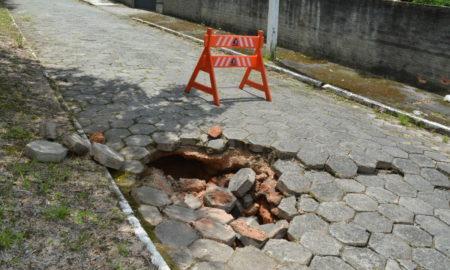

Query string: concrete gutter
[9,10,171,270]
[132,17,450,136]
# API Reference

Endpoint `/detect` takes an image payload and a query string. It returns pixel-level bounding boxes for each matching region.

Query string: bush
[412,0,450,7]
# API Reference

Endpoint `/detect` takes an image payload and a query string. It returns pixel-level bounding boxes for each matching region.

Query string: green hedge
[412,0,450,7]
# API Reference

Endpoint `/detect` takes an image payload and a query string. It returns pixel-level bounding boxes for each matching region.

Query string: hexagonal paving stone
[369,233,411,260]
[366,187,398,204]
[296,143,329,169]
[382,146,408,159]
[316,202,355,222]
[152,132,179,151]
[403,174,433,191]
[189,239,234,263]
[129,123,157,135]
[378,203,414,223]
[392,158,420,175]
[309,256,354,270]
[287,213,329,241]
[420,168,450,188]
[105,128,131,142]
[349,150,377,174]
[415,215,450,236]
[398,197,434,215]
[310,181,345,202]
[119,146,151,161]
[300,231,342,255]
[131,186,171,207]
[155,219,199,247]
[166,246,194,270]
[138,205,163,226]
[344,193,378,211]
[263,239,312,265]
[190,262,231,270]
[193,218,236,245]
[409,154,435,168]
[276,196,298,220]
[227,246,278,270]
[124,134,153,147]
[434,234,450,257]
[435,209,450,225]
[342,247,386,270]
[383,174,417,197]
[335,179,365,193]
[393,224,432,247]
[412,248,450,270]
[276,171,311,196]
[297,194,319,213]
[353,212,393,233]
[272,159,303,176]
[355,175,385,187]
[325,155,358,178]
[417,190,449,209]
[163,205,199,223]
[329,222,369,246]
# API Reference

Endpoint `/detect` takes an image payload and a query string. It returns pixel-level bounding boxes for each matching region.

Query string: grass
[443,135,449,143]
[117,242,129,257]
[1,125,34,141]
[398,114,413,126]
[412,0,450,7]
[0,228,24,250]
[0,2,23,47]
[43,204,70,221]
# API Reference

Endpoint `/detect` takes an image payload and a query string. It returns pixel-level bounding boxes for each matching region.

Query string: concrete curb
[132,17,450,136]
[9,10,171,270]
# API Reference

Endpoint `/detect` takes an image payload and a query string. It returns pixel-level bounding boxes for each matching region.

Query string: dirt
[0,5,155,269]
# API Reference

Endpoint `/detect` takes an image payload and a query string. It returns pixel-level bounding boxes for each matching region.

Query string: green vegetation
[43,204,70,221]
[0,2,23,47]
[443,135,449,143]
[1,126,34,141]
[117,242,129,257]
[0,229,24,250]
[412,0,450,7]
[398,114,413,126]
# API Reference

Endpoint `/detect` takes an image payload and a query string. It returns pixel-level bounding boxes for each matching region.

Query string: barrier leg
[186,53,205,93]
[259,65,272,102]
[239,68,252,90]
[209,65,220,106]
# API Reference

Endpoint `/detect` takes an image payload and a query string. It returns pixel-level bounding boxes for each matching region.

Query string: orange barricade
[185,28,272,106]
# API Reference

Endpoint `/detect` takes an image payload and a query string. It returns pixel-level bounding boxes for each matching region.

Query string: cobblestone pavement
[10,0,450,269]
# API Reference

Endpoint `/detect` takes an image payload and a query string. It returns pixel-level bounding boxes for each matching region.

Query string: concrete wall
[162,0,450,92]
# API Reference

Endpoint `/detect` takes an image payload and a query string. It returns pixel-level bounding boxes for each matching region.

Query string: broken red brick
[208,125,222,138]
[89,131,105,144]
[179,178,207,192]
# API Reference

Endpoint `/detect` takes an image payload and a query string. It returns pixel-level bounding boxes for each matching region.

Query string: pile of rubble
[126,155,314,250]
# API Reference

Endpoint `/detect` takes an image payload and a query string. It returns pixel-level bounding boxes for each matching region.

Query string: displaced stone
[184,194,202,209]
[62,133,90,155]
[344,193,378,211]
[196,207,234,224]
[230,218,268,248]
[369,233,411,260]
[287,213,328,241]
[259,220,289,239]
[412,248,450,270]
[276,171,310,195]
[227,246,278,270]
[131,186,171,207]
[342,247,386,270]
[310,181,344,202]
[123,160,144,174]
[163,205,198,223]
[25,140,68,163]
[89,131,105,144]
[155,219,199,247]
[316,202,355,222]
[241,194,254,208]
[152,132,179,151]
[329,222,369,246]
[350,150,377,174]
[325,155,358,178]
[119,146,150,161]
[353,212,393,233]
[310,256,354,270]
[193,218,236,245]
[300,231,342,255]
[179,129,201,146]
[141,168,174,194]
[91,142,124,169]
[166,247,194,270]
[204,187,237,212]
[275,196,297,220]
[393,224,432,247]
[378,203,414,223]
[207,139,226,151]
[263,239,312,265]
[243,202,259,216]
[39,121,58,140]
[228,168,256,197]
[208,125,222,138]
[138,205,163,226]
[179,178,206,192]
[297,194,319,213]
[189,239,234,263]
